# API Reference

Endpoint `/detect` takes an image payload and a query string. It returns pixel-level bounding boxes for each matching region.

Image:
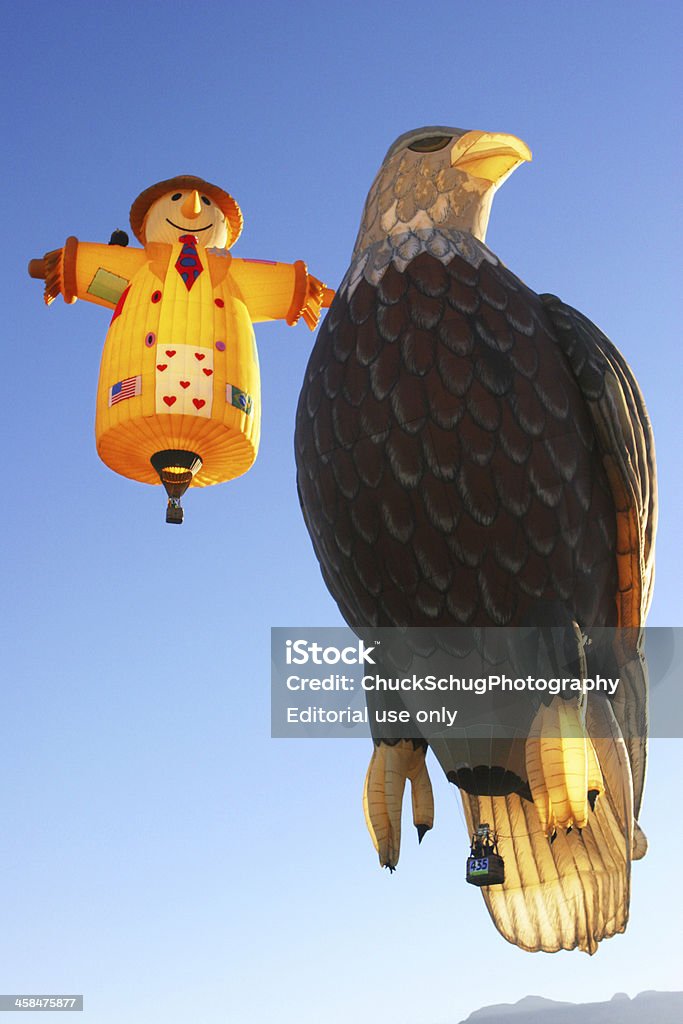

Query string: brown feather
[296,253,618,630]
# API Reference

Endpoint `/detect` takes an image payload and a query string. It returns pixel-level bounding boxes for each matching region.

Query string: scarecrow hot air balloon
[295,127,657,953]
[29,175,332,522]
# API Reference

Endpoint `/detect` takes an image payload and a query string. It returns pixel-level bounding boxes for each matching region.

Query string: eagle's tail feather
[461,698,634,954]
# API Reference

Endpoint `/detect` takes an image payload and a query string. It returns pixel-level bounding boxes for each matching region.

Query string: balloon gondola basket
[466,824,505,887]
[166,498,184,525]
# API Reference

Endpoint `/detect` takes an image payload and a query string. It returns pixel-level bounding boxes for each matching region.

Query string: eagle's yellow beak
[450,131,532,185]
[180,190,203,219]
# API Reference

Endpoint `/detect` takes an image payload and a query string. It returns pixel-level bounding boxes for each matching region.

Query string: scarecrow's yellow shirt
[58,239,311,486]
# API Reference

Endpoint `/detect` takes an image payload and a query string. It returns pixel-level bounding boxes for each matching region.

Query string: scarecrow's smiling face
[143,189,229,247]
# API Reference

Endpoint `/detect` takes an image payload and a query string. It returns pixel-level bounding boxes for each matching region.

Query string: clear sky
[1,2,681,1022]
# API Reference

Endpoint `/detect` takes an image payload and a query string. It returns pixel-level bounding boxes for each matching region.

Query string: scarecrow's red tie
[175,234,203,291]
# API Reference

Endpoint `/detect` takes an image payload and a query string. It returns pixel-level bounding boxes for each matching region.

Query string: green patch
[87,268,129,305]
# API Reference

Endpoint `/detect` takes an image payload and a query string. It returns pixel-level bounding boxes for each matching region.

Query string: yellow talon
[362,741,434,869]
[526,697,604,835]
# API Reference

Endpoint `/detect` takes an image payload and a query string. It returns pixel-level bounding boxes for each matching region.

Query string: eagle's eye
[408,135,452,153]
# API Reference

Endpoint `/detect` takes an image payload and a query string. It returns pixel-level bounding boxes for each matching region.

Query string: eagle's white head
[353,126,531,260]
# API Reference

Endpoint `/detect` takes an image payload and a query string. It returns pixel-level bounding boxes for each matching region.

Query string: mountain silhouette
[459,990,683,1023]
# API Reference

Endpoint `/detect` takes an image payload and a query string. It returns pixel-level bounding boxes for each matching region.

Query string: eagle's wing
[461,299,655,953]
[540,294,656,823]
[540,295,656,627]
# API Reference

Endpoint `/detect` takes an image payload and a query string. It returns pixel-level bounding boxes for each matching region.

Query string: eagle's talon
[363,740,434,870]
[416,823,431,844]
[526,693,605,836]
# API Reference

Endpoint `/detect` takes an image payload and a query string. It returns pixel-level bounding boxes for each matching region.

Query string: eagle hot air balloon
[28,176,333,522]
[295,127,656,953]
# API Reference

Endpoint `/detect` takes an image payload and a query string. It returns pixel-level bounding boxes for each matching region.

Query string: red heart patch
[179,380,190,389]
[166,349,176,358]
[192,398,206,410]
[194,352,205,361]
[163,396,176,407]
[156,364,167,372]
[202,368,213,376]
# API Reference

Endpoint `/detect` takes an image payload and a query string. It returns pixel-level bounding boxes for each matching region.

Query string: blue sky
[1,2,681,1021]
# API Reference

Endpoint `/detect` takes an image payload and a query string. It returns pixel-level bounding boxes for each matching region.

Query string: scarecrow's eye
[201,196,211,206]
[171,193,182,201]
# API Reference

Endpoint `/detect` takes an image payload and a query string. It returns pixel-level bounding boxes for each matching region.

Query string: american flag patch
[109,375,141,406]
[227,384,253,415]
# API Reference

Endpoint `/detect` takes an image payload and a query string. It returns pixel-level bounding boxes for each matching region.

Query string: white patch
[155,345,214,416]
[380,200,398,233]
[402,210,435,233]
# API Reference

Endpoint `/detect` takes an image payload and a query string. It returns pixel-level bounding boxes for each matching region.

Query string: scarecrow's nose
[181,190,202,219]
